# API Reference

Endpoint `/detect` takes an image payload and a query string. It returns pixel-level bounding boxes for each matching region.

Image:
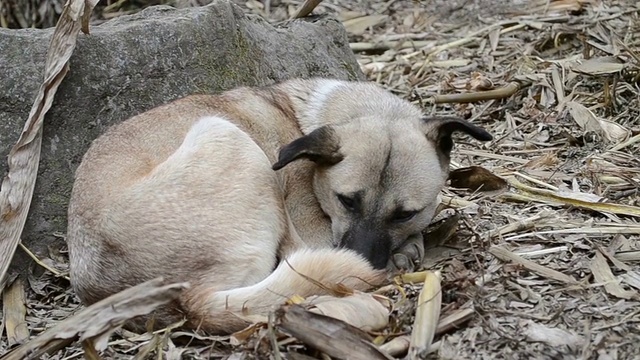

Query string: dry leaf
[380,336,411,357]
[488,28,501,52]
[449,166,507,192]
[409,271,442,359]
[506,177,640,218]
[343,15,388,35]
[276,305,393,360]
[304,292,391,331]
[2,278,29,347]
[590,251,637,300]
[571,56,625,76]
[523,153,560,170]
[566,101,630,143]
[523,320,584,348]
[0,0,98,293]
[468,72,494,91]
[621,272,640,291]
[337,10,365,21]
[490,246,578,284]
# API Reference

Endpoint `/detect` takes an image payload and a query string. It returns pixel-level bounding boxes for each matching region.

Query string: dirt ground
[1,0,640,359]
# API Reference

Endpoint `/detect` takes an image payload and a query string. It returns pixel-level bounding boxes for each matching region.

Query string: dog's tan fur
[67,78,491,334]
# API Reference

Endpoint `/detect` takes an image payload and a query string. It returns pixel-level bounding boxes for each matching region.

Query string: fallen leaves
[566,101,630,143]
[1,278,187,360]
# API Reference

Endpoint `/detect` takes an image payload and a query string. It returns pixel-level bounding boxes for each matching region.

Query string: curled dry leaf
[0,0,98,292]
[276,305,393,360]
[304,292,392,331]
[449,166,508,192]
[469,72,494,91]
[2,278,29,347]
[409,271,442,360]
[566,101,630,143]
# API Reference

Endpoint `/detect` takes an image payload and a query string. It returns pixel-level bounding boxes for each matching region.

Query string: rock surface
[0,0,364,272]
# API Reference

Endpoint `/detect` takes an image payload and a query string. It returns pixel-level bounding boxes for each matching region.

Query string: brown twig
[431,81,526,104]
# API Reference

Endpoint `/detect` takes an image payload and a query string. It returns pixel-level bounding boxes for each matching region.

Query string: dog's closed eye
[337,194,357,211]
[391,209,419,223]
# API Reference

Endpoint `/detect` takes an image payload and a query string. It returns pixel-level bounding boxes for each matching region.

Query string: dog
[66,78,492,334]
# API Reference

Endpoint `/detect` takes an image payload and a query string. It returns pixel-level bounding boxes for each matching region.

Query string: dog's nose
[340,226,391,269]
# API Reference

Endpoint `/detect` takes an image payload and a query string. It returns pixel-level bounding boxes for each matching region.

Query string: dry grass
[2,0,640,359]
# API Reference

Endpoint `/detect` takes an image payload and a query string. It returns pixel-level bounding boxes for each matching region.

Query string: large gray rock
[0,0,364,273]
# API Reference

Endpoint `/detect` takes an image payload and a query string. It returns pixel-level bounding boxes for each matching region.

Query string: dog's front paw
[389,233,425,272]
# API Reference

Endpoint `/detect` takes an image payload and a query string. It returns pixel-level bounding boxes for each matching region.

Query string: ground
[1,0,640,359]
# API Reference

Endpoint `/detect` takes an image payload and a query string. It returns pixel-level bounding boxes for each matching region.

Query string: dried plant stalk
[408,271,442,359]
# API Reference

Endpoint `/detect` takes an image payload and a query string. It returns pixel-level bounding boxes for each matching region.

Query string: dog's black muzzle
[340,224,392,269]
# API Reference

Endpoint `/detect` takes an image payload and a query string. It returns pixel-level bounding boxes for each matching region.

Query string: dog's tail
[182,248,387,334]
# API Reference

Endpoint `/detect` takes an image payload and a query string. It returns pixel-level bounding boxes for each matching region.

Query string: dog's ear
[272,126,344,171]
[423,116,492,156]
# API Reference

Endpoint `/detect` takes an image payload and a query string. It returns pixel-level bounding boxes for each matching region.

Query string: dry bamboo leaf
[621,272,640,291]
[379,335,411,357]
[337,11,365,22]
[343,15,388,36]
[523,320,584,348]
[304,292,391,331]
[598,246,631,272]
[379,306,472,357]
[424,210,460,249]
[571,56,625,76]
[489,246,578,284]
[506,177,640,218]
[488,28,501,52]
[566,101,630,143]
[0,0,98,293]
[2,278,29,347]
[616,251,640,262]
[589,251,637,300]
[276,305,393,360]
[1,278,187,360]
[522,153,560,170]
[435,307,474,334]
[449,166,507,192]
[398,271,427,284]
[230,322,265,346]
[409,271,442,359]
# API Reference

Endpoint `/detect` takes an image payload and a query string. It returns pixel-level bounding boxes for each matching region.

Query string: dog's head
[272,115,491,269]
